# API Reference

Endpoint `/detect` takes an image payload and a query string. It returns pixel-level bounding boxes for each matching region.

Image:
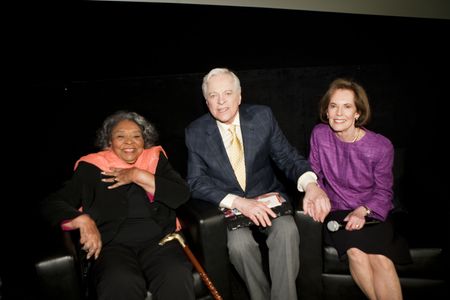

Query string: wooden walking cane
[159,232,223,300]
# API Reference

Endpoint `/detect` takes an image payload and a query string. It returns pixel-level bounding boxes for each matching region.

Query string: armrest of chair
[177,198,231,300]
[35,227,82,300]
[294,209,324,299]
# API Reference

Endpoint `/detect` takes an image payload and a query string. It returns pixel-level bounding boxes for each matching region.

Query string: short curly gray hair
[95,111,159,149]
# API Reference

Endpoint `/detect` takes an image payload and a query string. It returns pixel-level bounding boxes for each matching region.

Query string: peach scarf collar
[74,146,166,173]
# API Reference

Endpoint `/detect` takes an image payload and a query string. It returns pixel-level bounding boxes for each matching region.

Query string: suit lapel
[240,107,257,179]
[205,117,237,182]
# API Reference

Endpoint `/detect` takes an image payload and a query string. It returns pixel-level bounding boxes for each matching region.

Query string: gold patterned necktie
[228,125,246,190]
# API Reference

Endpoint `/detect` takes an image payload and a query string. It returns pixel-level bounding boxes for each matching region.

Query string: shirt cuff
[297,171,318,192]
[219,194,239,209]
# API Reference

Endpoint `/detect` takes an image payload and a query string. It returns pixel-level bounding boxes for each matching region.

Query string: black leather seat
[35,226,213,300]
[296,148,449,299]
[179,196,449,300]
[177,198,233,300]
[178,197,305,300]
[37,191,448,300]
[295,210,448,299]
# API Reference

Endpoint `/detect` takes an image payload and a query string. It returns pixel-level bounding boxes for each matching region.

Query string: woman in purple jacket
[309,78,411,300]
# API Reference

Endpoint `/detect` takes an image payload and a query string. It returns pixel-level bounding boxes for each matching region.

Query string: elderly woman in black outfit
[41,111,195,300]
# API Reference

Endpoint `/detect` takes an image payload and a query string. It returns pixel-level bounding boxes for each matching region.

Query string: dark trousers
[91,240,195,300]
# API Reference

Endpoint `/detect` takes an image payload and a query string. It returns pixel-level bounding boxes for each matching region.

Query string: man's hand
[233,197,277,227]
[302,183,331,222]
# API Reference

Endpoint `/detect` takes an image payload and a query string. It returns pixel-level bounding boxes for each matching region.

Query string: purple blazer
[308,123,394,220]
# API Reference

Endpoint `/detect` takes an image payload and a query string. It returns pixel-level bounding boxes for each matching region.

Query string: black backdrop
[5,1,449,299]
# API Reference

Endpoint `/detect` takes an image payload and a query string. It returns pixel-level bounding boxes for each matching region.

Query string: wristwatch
[363,205,371,216]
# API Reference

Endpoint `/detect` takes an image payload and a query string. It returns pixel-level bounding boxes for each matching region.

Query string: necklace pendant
[352,128,360,143]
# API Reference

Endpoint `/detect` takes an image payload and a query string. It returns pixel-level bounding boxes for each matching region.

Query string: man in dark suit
[185,68,330,300]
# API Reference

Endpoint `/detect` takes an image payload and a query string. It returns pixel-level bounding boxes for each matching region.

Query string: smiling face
[327,88,360,135]
[205,72,241,124]
[110,119,144,164]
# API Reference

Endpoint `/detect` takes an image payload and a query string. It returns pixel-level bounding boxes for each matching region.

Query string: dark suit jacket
[185,104,312,205]
[41,153,190,245]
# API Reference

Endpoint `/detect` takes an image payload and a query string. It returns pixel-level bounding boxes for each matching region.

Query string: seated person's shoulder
[186,113,210,131]
[244,103,271,113]
[76,161,101,173]
[365,130,393,150]
[242,104,274,121]
[73,161,103,182]
[313,123,329,133]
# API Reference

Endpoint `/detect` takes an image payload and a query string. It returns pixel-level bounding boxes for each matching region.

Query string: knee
[228,237,259,259]
[148,263,194,299]
[347,247,368,264]
[284,222,300,242]
[96,269,146,297]
[160,262,193,283]
[370,254,396,272]
[269,217,299,244]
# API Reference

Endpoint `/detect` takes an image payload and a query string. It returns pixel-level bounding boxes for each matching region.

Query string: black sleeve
[153,153,190,209]
[40,162,98,227]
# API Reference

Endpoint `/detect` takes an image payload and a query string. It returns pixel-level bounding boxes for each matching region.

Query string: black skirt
[323,210,412,264]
